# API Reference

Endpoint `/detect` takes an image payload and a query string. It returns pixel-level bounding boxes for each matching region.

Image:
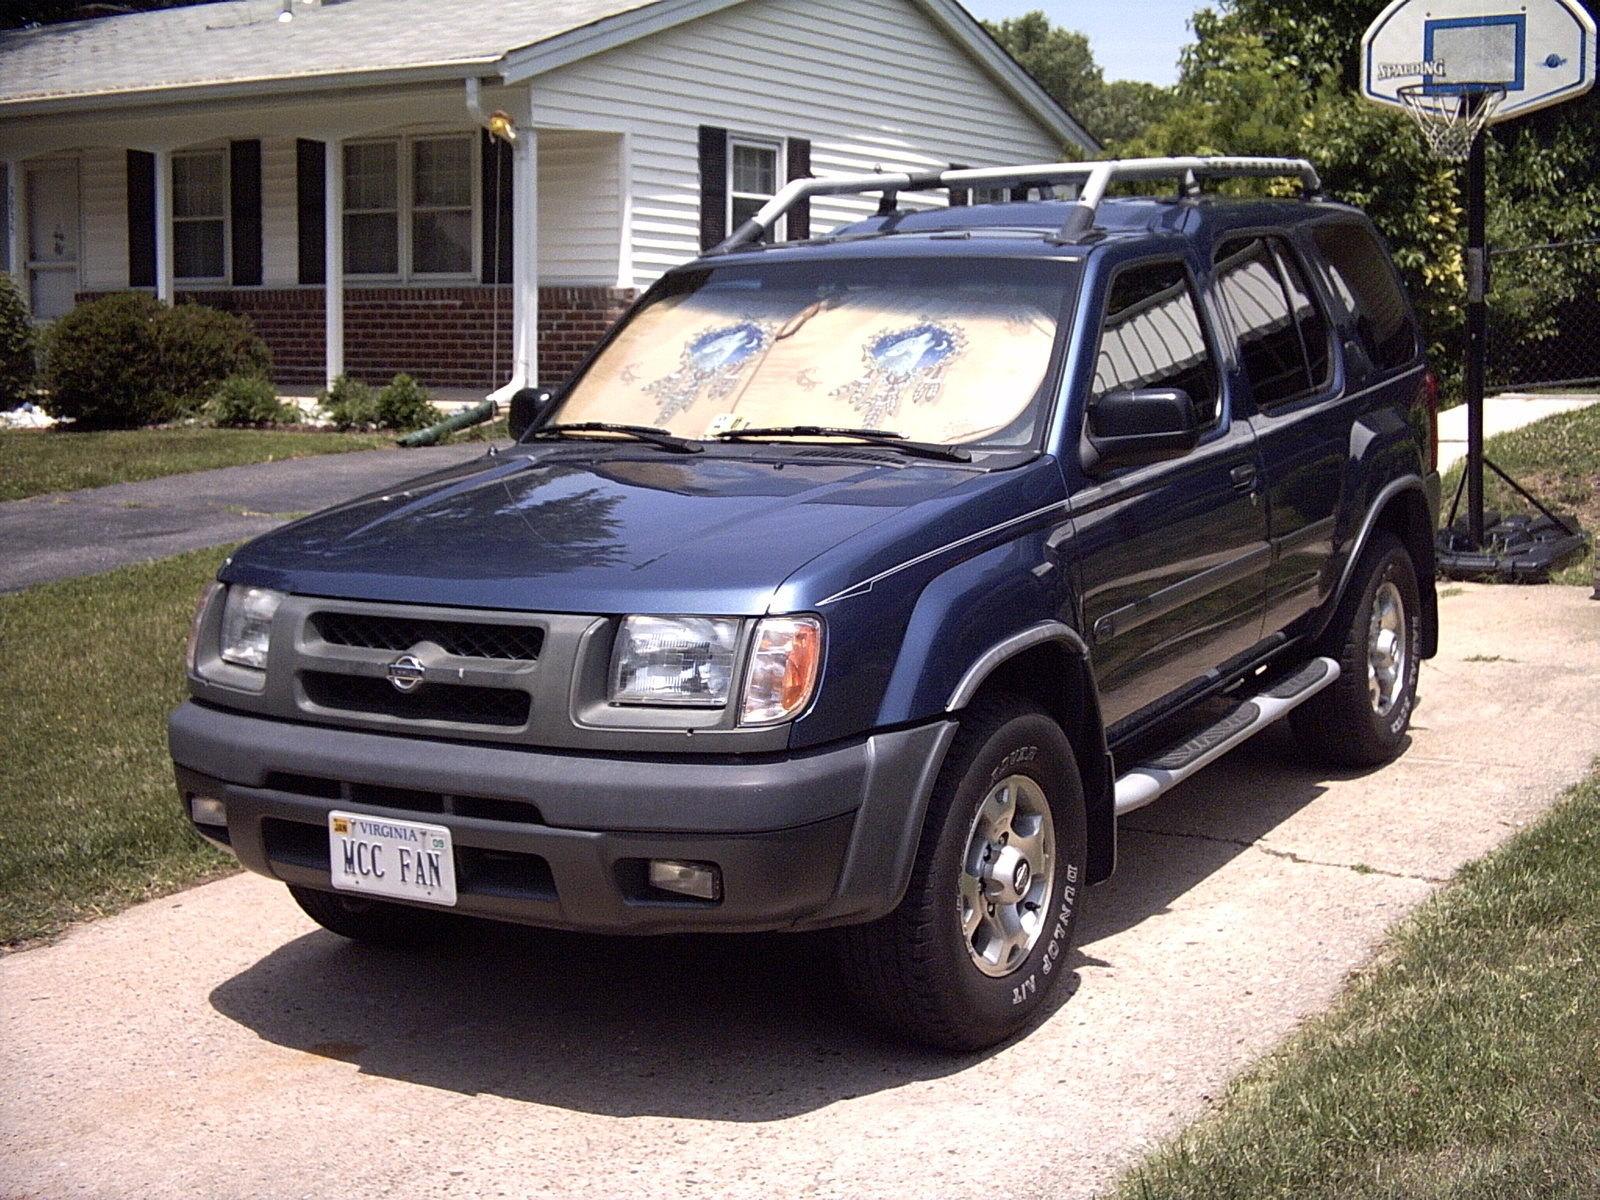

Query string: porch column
[324,138,344,388]
[153,148,172,303]
[615,133,633,288]
[513,127,538,386]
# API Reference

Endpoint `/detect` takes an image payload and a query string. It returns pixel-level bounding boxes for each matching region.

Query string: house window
[172,150,226,280]
[343,135,475,279]
[729,140,779,240]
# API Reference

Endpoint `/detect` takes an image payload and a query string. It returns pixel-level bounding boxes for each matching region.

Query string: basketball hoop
[1396,84,1505,161]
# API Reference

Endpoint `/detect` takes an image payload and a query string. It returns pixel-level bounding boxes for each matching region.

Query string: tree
[0,273,36,408]
[981,12,1175,147]
[0,1,217,30]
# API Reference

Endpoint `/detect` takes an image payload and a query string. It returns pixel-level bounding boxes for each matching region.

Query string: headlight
[185,581,223,673]
[740,616,823,724]
[609,615,739,706]
[219,585,286,669]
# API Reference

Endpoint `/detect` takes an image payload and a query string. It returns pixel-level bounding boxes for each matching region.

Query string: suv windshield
[546,256,1079,449]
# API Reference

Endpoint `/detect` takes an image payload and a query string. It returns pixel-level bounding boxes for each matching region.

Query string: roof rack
[708,155,1324,255]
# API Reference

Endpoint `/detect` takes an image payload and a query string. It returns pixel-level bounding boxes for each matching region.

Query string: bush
[317,375,379,431]
[0,272,35,408]
[319,373,441,432]
[40,293,270,429]
[375,373,442,432]
[207,374,298,427]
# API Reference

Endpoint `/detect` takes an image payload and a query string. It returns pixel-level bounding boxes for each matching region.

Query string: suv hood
[221,447,981,614]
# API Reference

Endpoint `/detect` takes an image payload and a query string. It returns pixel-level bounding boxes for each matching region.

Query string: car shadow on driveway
[207,721,1381,1120]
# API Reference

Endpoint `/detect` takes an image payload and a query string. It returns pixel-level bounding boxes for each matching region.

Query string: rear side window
[1091,259,1219,426]
[1312,224,1418,372]
[1214,235,1332,408]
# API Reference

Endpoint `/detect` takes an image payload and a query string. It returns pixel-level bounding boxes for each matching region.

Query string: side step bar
[1113,657,1341,817]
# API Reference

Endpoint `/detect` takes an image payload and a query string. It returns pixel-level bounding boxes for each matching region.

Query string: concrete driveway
[3,583,1598,1199]
[0,442,491,593]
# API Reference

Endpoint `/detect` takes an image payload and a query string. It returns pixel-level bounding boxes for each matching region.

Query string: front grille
[301,671,531,727]
[312,612,544,661]
[263,772,545,824]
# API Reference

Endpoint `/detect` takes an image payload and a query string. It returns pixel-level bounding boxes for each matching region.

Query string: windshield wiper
[714,425,971,462]
[530,422,702,454]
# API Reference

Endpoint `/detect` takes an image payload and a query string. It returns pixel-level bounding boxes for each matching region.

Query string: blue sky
[958,1,1208,86]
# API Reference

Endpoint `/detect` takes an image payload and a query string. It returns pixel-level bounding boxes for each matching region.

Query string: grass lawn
[0,426,396,502]
[1441,399,1600,586]
[1115,765,1600,1200]
[0,546,239,947]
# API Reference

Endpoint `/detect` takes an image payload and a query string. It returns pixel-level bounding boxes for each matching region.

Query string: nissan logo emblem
[386,654,426,693]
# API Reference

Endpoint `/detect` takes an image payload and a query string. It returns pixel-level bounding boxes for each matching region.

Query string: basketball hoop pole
[1464,96,1489,548]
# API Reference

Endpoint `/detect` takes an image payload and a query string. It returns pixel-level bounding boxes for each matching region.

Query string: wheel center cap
[984,845,1031,904]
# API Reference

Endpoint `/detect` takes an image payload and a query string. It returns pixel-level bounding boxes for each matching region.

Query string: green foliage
[982,11,1176,146]
[0,271,36,408]
[206,374,299,428]
[375,373,442,432]
[319,373,441,432]
[39,292,270,429]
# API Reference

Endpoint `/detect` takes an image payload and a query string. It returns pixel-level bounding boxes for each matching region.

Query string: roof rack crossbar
[705,156,1323,255]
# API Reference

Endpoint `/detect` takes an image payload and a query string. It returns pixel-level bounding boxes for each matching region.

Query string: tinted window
[1214,235,1332,408]
[1091,259,1218,425]
[1312,224,1418,371]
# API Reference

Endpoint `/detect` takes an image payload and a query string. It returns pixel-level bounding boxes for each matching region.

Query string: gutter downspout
[467,77,535,407]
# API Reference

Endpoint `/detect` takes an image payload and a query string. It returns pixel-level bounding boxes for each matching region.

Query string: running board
[1113,656,1341,817]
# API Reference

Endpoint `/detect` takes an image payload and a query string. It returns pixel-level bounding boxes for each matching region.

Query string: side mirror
[1084,387,1201,473]
[507,386,555,441]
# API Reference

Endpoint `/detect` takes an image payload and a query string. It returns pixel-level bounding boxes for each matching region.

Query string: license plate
[329,811,457,906]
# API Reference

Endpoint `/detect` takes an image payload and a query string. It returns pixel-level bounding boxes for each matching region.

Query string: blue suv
[171,157,1440,1050]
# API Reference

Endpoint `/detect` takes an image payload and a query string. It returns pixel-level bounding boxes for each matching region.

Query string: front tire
[1291,530,1421,767]
[836,694,1086,1052]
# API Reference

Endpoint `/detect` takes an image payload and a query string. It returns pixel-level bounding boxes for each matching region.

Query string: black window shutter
[785,137,811,241]
[126,150,156,288]
[296,138,326,286]
[480,130,514,284]
[698,125,727,251]
[230,140,263,286]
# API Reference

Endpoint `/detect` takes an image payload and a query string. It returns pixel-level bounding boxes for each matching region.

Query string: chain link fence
[1488,237,1600,392]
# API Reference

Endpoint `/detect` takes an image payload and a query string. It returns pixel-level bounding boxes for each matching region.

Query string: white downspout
[324,138,344,388]
[469,78,536,406]
[153,148,173,304]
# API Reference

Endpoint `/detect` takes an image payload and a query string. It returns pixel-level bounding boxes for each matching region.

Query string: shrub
[207,374,298,427]
[40,292,271,429]
[0,272,35,408]
[318,375,379,431]
[374,373,442,432]
[319,373,442,432]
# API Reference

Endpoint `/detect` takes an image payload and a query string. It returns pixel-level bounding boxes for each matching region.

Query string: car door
[1070,256,1270,733]
[1212,232,1343,635]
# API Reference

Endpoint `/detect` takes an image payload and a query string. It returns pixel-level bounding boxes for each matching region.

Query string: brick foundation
[82,285,638,391]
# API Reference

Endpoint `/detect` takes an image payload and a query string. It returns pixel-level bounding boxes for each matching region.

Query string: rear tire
[835,694,1086,1052]
[1291,530,1421,767]
[289,885,461,947]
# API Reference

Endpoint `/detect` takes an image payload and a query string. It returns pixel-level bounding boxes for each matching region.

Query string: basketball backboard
[1362,0,1597,122]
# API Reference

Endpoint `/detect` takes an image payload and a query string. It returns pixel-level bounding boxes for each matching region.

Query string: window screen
[172,151,226,280]
[1091,259,1217,424]
[1214,235,1331,407]
[1313,224,1417,372]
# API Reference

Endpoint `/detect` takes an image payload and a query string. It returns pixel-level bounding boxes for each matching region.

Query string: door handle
[1230,463,1258,492]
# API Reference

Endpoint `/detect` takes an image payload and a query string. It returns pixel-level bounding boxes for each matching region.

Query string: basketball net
[1396,84,1506,160]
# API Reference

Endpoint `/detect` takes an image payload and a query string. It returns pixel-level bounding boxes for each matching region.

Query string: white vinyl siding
[537,130,621,285]
[260,136,299,287]
[530,0,1068,285]
[80,146,124,292]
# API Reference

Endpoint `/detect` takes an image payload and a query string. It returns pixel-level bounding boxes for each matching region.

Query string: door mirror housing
[1084,388,1202,474]
[508,387,556,441]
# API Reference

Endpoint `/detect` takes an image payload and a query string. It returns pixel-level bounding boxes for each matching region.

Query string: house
[0,0,1093,401]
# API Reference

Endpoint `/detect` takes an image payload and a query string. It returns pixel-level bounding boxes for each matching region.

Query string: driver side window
[1090,259,1219,426]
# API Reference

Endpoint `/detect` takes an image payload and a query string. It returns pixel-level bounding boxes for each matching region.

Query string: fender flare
[1314,473,1439,656]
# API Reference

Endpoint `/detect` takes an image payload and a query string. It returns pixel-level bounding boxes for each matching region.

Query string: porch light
[488,110,518,144]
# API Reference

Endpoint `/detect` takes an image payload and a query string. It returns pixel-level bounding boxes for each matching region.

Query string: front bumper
[169,701,955,934]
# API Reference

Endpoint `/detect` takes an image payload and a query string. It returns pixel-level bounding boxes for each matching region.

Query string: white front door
[26,162,79,320]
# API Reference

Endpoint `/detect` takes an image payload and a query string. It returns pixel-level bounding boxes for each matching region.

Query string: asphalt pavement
[3,582,1598,1199]
[0,442,492,593]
